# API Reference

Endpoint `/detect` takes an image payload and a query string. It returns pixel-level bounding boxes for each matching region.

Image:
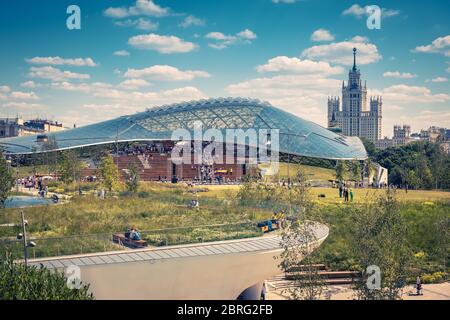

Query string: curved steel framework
[0,97,367,160]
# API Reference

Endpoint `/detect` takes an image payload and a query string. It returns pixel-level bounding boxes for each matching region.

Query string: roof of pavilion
[0,97,367,160]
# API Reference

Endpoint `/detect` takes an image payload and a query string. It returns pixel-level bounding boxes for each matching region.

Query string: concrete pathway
[267,282,450,300]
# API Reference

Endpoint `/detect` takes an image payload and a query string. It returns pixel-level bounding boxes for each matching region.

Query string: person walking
[339,183,343,198]
[261,282,267,300]
[350,188,354,202]
[416,276,423,296]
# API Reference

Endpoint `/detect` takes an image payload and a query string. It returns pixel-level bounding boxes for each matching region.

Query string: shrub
[0,255,93,300]
[421,272,446,284]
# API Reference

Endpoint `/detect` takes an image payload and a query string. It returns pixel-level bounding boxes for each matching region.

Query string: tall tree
[349,160,361,186]
[59,150,82,184]
[279,169,325,300]
[0,151,14,206]
[125,162,140,193]
[335,161,346,182]
[99,155,120,192]
[350,190,411,300]
[430,144,445,189]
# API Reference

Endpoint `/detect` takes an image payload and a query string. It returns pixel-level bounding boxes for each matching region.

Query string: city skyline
[0,0,449,137]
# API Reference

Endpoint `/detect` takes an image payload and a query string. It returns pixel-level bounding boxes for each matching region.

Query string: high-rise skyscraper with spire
[327,48,383,142]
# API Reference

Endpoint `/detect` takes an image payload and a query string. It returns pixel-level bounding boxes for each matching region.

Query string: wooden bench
[113,233,148,249]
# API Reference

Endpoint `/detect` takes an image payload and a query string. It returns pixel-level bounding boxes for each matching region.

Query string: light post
[16,210,36,267]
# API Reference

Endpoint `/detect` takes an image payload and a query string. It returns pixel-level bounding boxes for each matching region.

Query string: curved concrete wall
[29,225,329,300]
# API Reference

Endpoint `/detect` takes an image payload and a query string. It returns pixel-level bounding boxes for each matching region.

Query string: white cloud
[414,110,450,126]
[26,56,97,67]
[426,77,448,83]
[20,81,41,88]
[256,56,344,75]
[0,86,10,93]
[342,4,400,19]
[50,82,113,94]
[114,50,131,57]
[29,66,90,81]
[205,32,236,41]
[180,15,205,28]
[1,102,44,109]
[104,0,169,18]
[93,86,207,106]
[10,91,40,101]
[371,84,450,104]
[226,74,341,125]
[383,71,417,79]
[351,35,369,43]
[118,79,152,90]
[237,29,257,41]
[414,35,450,57]
[64,86,205,126]
[311,29,335,42]
[205,29,257,49]
[301,40,382,66]
[128,33,197,54]
[114,18,158,31]
[124,65,211,81]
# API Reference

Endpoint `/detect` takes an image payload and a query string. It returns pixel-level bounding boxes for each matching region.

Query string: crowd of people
[16,176,50,198]
[120,143,173,156]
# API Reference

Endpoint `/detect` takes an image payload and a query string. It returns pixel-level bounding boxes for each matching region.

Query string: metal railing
[0,222,263,260]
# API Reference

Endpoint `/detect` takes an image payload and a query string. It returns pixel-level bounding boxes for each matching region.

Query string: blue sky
[0,0,449,137]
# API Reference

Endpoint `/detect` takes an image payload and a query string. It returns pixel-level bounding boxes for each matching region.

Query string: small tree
[0,254,93,300]
[59,150,82,184]
[350,190,411,300]
[349,160,361,187]
[99,155,120,192]
[279,169,325,300]
[335,161,346,182]
[0,151,14,206]
[125,162,140,193]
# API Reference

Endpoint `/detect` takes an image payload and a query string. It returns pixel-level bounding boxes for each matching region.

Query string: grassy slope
[277,163,335,181]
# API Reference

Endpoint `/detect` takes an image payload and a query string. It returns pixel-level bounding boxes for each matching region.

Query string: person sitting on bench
[129,226,142,241]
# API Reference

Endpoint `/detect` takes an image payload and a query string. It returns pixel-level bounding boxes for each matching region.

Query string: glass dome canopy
[0,97,367,160]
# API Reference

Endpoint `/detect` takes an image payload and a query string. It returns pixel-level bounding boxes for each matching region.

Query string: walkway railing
[0,222,263,260]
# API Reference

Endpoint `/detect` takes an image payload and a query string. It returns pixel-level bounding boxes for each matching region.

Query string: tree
[279,169,325,300]
[335,161,346,182]
[125,162,140,193]
[0,255,93,300]
[405,170,419,190]
[99,155,120,192]
[435,218,449,274]
[360,137,376,158]
[0,151,14,206]
[350,190,411,300]
[59,150,82,184]
[430,144,445,189]
[365,158,376,185]
[349,160,362,186]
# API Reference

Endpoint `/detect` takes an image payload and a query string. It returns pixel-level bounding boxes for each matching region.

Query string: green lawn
[277,163,336,181]
[1,181,449,274]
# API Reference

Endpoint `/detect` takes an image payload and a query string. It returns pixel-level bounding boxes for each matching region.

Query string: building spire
[352,48,357,71]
